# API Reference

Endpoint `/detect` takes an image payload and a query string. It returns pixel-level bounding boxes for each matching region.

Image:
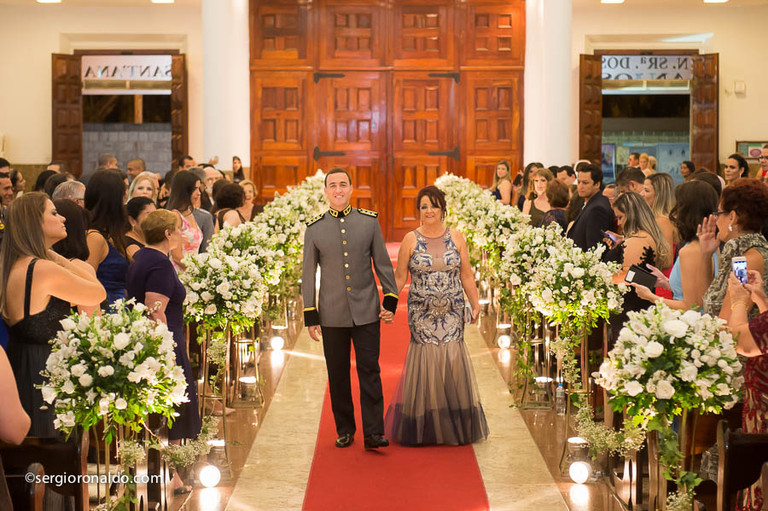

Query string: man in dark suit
[567,163,615,252]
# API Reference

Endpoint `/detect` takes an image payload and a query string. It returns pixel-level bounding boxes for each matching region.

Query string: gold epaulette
[307,213,324,226]
[358,208,378,218]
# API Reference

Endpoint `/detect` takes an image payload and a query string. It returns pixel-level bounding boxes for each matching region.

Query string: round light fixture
[199,464,221,488]
[569,461,591,484]
[497,334,512,349]
[270,336,285,351]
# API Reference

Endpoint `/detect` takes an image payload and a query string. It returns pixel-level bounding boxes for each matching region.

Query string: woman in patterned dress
[166,170,203,272]
[385,186,489,446]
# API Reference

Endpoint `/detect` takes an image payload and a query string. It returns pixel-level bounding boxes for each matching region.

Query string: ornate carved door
[249,0,526,239]
[52,54,83,178]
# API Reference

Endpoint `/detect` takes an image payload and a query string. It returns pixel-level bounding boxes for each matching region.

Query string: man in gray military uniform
[302,168,399,450]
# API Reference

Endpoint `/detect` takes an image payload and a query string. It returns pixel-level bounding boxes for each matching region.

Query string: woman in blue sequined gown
[385,186,489,446]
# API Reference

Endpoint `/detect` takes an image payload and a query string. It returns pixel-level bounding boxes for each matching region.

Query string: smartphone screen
[733,257,748,284]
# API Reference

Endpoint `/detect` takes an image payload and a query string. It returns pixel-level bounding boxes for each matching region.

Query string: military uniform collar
[329,205,352,218]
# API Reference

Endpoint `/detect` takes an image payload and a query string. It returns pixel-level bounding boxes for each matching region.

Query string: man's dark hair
[0,172,9,181]
[48,160,70,173]
[0,158,10,170]
[34,170,58,192]
[324,168,352,187]
[178,155,194,169]
[728,153,750,178]
[630,152,641,160]
[556,165,575,178]
[126,196,156,220]
[578,163,603,188]
[98,153,117,168]
[415,185,447,216]
[44,173,69,197]
[682,161,695,174]
[691,169,722,197]
[616,167,645,187]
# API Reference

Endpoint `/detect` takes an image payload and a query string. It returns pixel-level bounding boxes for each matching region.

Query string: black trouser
[321,321,384,437]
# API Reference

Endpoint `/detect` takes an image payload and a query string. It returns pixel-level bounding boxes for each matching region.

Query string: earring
[729,224,733,232]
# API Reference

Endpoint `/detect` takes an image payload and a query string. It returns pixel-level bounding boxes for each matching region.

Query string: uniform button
[345,263,349,268]
[340,219,345,223]
[344,252,348,256]
[343,240,347,245]
[347,286,351,291]
[346,275,351,280]
[341,229,346,234]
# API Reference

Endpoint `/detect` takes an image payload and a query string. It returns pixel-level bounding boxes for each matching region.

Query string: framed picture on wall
[601,143,616,183]
[736,141,768,161]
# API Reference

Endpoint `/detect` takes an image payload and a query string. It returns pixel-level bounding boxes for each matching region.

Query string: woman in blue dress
[385,186,488,446]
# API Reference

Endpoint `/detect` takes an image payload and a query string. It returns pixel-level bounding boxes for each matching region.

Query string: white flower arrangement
[40,300,188,441]
[497,223,573,287]
[595,303,743,502]
[181,245,268,334]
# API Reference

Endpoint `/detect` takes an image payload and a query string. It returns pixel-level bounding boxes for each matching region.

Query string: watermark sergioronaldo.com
[24,472,161,486]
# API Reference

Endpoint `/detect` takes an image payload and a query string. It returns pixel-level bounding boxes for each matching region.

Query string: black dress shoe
[364,434,389,450]
[335,433,354,448]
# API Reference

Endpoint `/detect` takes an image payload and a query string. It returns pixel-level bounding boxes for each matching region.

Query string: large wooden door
[250,0,526,239]
[579,54,603,165]
[52,54,83,178]
[691,54,719,173]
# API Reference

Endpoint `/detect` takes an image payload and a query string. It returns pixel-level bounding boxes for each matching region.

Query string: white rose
[655,380,675,400]
[571,267,585,278]
[663,319,688,338]
[645,341,664,358]
[98,397,110,416]
[205,304,217,315]
[98,366,115,377]
[680,310,700,326]
[113,333,131,350]
[60,317,77,331]
[70,363,86,378]
[201,291,213,302]
[624,381,643,396]
[79,374,93,387]
[209,258,223,270]
[680,364,698,382]
[114,398,128,410]
[62,380,75,394]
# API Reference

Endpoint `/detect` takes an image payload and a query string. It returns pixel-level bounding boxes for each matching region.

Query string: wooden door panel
[462,2,525,68]
[250,2,310,67]
[390,156,447,240]
[579,54,602,164]
[466,155,520,189]
[393,2,454,69]
[317,72,385,153]
[464,72,522,153]
[691,54,718,173]
[316,156,379,212]
[171,54,188,164]
[393,73,455,153]
[52,54,83,178]
[256,155,309,203]
[318,2,386,69]
[252,73,310,152]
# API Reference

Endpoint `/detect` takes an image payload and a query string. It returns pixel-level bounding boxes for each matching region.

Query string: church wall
[570,3,768,165]
[0,3,203,166]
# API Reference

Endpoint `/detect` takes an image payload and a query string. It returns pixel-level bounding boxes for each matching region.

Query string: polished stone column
[202,0,250,169]
[524,0,573,166]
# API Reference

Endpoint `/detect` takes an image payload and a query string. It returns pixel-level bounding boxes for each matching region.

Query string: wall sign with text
[81,55,173,95]
[601,55,692,81]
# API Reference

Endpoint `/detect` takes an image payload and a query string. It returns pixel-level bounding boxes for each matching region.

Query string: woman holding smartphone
[698,178,768,321]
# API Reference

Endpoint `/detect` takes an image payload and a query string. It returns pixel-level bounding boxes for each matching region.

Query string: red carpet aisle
[302,244,490,511]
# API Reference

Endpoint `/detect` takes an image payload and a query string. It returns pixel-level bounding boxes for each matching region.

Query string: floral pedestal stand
[559,328,592,474]
[521,318,554,410]
[198,327,233,474]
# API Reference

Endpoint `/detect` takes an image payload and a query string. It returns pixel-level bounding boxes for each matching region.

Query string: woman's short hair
[416,185,447,215]
[214,183,245,210]
[669,181,719,244]
[52,198,90,261]
[239,179,256,195]
[545,179,569,208]
[126,196,156,221]
[141,209,181,245]
[720,178,768,233]
[682,161,695,175]
[127,171,159,201]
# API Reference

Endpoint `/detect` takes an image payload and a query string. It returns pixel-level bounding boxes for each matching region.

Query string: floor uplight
[199,464,221,488]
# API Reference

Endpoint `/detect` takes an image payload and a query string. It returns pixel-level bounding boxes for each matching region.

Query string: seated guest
[212,183,247,231]
[52,199,90,262]
[127,171,159,203]
[51,180,86,207]
[84,170,130,307]
[1,193,105,436]
[522,167,553,226]
[126,197,156,259]
[539,179,569,231]
[699,178,768,321]
[126,209,201,492]
[633,181,719,309]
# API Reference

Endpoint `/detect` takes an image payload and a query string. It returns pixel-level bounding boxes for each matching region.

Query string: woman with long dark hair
[125,197,156,259]
[232,156,245,182]
[52,199,90,262]
[166,170,203,271]
[85,170,130,306]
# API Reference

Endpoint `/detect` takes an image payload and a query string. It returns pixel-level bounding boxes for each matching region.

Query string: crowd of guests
[0,153,256,498]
